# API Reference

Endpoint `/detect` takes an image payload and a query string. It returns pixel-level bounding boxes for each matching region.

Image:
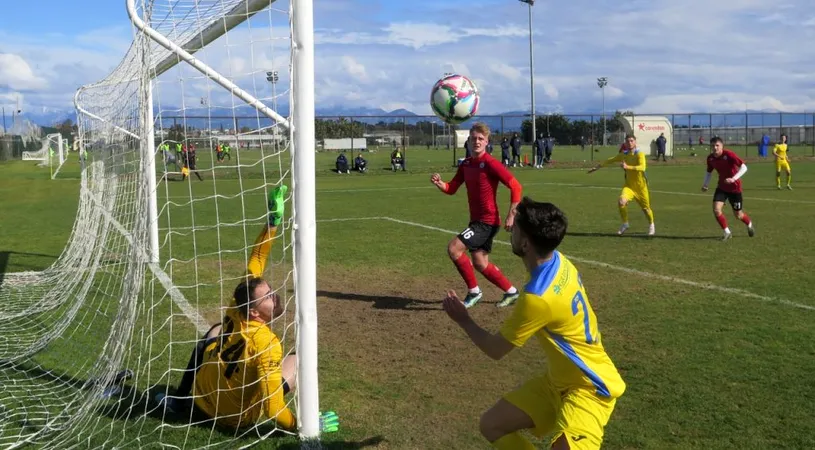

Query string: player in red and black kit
[702,137,755,241]
[430,123,523,309]
[182,143,204,181]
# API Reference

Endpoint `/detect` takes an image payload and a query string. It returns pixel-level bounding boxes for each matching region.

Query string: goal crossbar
[126,0,291,130]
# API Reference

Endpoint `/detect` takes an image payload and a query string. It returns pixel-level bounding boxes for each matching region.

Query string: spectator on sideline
[510,132,522,167]
[656,133,667,161]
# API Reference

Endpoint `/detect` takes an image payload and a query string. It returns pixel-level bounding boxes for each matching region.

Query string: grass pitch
[2,148,815,449]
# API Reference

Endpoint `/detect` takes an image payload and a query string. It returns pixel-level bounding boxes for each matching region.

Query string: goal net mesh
[0,1,308,448]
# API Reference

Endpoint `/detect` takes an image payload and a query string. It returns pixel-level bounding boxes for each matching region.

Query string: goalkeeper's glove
[319,411,339,433]
[267,184,288,227]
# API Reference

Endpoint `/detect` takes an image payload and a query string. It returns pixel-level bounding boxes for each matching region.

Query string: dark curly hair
[515,197,568,256]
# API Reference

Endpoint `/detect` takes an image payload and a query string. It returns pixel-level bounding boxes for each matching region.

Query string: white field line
[84,187,211,333]
[534,182,815,205]
[323,216,813,312]
[171,181,815,205]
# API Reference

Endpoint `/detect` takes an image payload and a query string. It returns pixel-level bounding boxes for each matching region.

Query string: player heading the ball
[156,185,339,434]
[702,137,755,241]
[588,134,656,236]
[430,122,522,309]
[443,198,625,450]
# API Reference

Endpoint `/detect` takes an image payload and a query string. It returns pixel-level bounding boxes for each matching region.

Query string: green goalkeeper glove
[267,184,288,227]
[320,411,339,433]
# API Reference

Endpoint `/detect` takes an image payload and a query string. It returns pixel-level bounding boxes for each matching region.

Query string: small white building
[618,115,673,156]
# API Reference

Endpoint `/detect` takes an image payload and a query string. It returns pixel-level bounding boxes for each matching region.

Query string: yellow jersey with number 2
[500,251,626,399]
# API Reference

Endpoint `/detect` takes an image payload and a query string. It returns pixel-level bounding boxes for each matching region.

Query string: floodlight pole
[520,0,536,159]
[597,77,608,146]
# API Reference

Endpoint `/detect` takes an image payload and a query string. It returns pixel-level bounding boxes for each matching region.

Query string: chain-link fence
[11,112,814,162]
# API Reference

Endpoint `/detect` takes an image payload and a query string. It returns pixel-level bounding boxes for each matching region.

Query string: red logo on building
[637,123,666,132]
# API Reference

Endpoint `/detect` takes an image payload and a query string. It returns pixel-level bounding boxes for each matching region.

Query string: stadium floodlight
[519,0,536,157]
[597,77,608,146]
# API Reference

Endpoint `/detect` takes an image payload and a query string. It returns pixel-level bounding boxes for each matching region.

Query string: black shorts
[713,188,743,211]
[457,221,500,253]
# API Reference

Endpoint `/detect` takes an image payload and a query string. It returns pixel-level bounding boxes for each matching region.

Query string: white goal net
[0,0,319,448]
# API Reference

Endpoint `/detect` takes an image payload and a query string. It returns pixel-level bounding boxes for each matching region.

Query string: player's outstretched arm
[588,153,622,173]
[257,334,297,431]
[246,185,287,278]
[727,163,747,183]
[430,169,463,195]
[443,290,515,360]
[487,158,522,229]
[701,171,712,191]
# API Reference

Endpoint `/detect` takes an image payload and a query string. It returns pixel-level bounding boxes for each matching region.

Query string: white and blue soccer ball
[430,74,480,125]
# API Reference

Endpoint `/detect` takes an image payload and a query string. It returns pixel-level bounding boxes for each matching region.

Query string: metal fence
[154,112,815,152]
[22,112,809,159]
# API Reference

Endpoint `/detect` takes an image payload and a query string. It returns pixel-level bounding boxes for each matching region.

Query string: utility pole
[519,0,536,157]
[597,77,608,146]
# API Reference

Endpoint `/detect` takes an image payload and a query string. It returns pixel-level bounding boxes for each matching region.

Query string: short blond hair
[470,122,490,139]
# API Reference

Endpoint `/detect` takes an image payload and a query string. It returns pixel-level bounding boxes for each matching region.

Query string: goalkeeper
[156,185,338,433]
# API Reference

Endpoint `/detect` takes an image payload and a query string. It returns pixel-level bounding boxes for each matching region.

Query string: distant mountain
[18,104,812,132]
[13,107,76,129]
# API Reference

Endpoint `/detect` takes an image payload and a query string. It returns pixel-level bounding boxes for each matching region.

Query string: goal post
[0,1,321,448]
[127,0,320,438]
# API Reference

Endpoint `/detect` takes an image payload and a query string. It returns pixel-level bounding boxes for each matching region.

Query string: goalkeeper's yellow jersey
[194,306,295,430]
[601,148,648,189]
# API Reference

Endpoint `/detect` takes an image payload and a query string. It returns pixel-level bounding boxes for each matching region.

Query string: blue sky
[2,0,815,117]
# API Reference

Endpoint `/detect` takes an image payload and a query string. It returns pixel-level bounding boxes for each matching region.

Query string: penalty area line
[361,216,813,312]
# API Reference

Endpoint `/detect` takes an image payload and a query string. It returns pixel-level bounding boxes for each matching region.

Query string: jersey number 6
[571,291,595,344]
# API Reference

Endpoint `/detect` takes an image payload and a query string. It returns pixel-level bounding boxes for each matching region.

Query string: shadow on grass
[567,232,720,241]
[98,382,387,448]
[0,361,387,448]
[276,436,386,449]
[0,251,59,285]
[317,290,439,311]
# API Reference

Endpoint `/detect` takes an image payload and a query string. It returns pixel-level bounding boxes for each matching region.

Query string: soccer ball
[430,74,480,125]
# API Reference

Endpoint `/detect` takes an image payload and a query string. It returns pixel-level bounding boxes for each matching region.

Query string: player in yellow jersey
[443,197,625,450]
[588,134,655,236]
[156,185,338,434]
[773,134,792,190]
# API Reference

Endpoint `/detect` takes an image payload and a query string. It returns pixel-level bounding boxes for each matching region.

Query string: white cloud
[0,54,48,90]
[5,0,815,118]
[341,56,367,81]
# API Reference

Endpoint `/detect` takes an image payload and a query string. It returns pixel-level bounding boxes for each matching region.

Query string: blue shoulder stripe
[524,251,561,296]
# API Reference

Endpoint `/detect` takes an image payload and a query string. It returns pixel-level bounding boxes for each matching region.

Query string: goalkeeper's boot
[496,291,520,308]
[462,291,483,309]
[268,184,288,227]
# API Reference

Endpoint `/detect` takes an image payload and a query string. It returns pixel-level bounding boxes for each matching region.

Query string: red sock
[715,214,728,230]
[479,264,513,292]
[453,254,478,290]
[740,213,751,226]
